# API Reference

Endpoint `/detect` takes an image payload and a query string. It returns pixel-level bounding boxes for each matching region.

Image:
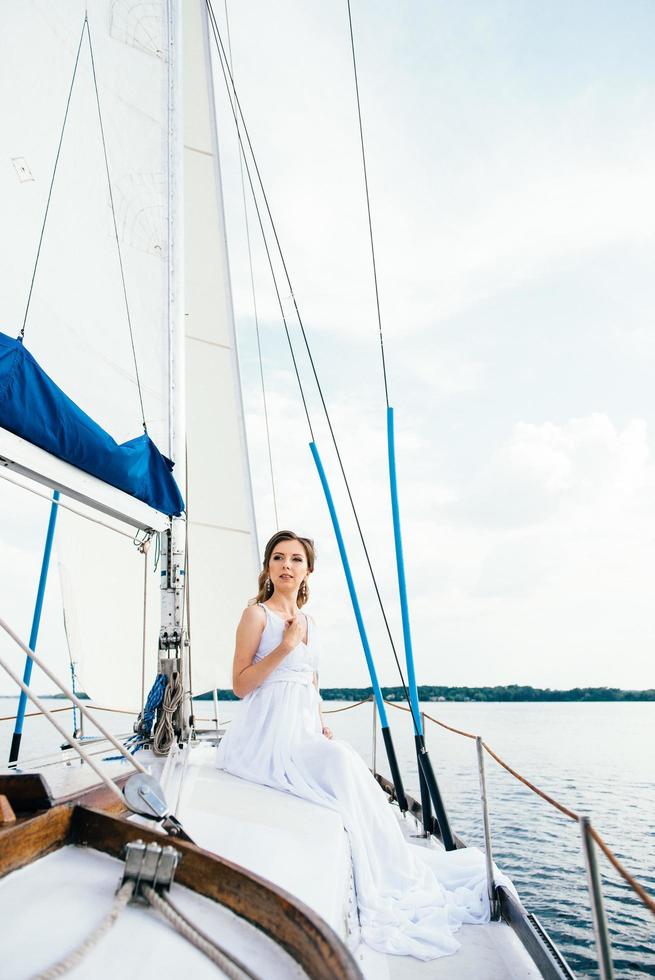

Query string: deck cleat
[122,840,180,905]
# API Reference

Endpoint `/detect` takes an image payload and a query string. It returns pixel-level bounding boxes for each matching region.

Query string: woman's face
[267,539,309,594]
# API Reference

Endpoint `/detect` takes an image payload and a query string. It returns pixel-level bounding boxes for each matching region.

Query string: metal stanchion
[213,688,220,740]
[475,736,500,919]
[371,696,377,774]
[580,816,614,980]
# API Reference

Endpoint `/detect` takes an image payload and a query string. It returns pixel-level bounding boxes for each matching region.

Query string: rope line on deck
[33,880,134,979]
[142,885,257,979]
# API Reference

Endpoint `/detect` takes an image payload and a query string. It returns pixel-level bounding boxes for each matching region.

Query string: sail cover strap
[0,332,184,516]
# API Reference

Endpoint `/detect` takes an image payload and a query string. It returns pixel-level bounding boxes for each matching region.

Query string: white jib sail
[183,0,259,696]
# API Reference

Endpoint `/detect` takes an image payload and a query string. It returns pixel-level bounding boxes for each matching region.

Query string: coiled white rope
[153,672,184,756]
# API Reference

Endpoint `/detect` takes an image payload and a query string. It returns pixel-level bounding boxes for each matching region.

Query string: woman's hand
[322,725,333,739]
[282,615,304,653]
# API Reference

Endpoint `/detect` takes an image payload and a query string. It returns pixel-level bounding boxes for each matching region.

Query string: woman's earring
[265,577,272,594]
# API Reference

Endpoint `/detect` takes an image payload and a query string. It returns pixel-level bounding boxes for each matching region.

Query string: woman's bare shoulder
[240,604,266,627]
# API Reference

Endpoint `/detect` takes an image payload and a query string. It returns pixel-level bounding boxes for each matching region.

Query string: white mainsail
[0,0,258,708]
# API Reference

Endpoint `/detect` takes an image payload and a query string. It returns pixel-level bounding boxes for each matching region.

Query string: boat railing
[322,695,655,980]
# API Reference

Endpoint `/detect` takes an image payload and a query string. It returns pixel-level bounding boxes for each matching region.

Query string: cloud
[242,405,655,688]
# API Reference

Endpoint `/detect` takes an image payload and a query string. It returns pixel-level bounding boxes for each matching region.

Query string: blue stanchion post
[8,490,60,766]
[309,441,407,811]
[387,407,455,847]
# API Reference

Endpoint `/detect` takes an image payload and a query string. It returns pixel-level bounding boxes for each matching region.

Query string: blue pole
[309,442,388,726]
[8,490,60,765]
[309,442,408,811]
[386,407,422,734]
[387,407,455,847]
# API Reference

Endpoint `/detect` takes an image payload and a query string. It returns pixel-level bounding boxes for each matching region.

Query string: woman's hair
[251,530,315,608]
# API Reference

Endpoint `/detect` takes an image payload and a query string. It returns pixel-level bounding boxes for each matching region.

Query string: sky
[212,0,655,690]
[1,1,655,697]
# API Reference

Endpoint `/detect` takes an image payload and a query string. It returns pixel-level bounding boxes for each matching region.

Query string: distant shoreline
[195,685,655,703]
[4,685,654,703]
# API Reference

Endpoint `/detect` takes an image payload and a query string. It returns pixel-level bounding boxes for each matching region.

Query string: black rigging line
[206,1,422,735]
[223,0,280,530]
[20,18,87,339]
[346,0,389,408]
[85,15,148,434]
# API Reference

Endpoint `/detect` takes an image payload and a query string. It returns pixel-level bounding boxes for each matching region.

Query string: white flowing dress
[216,605,495,961]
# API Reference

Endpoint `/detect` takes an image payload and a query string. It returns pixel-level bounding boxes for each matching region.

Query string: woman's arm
[313,671,332,738]
[232,606,303,698]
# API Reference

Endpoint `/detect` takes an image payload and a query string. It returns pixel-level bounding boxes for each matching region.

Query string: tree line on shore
[196,684,655,702]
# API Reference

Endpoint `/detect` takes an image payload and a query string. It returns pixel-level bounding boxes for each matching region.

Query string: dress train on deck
[216,604,497,960]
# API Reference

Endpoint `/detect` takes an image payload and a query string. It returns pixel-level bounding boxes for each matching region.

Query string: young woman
[216,529,498,960]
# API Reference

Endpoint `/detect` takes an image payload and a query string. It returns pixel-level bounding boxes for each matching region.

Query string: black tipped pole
[387,408,455,848]
[419,738,454,848]
[416,735,434,836]
[381,725,408,811]
[310,442,408,813]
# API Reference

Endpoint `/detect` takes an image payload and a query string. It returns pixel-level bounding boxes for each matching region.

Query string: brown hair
[251,530,316,608]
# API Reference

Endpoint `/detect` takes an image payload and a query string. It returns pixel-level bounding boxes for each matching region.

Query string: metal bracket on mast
[158,520,189,741]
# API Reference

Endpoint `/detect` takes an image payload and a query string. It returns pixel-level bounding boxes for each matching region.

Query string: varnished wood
[0,795,16,823]
[72,805,362,980]
[56,773,130,814]
[0,805,72,877]
[0,772,53,812]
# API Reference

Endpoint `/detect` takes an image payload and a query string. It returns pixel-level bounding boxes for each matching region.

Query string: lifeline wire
[0,468,138,540]
[0,615,147,776]
[206,2,422,737]
[223,0,280,530]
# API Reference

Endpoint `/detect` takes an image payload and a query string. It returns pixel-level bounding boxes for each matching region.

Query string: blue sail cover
[0,332,184,516]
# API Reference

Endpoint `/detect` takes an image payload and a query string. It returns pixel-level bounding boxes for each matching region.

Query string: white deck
[170,743,355,939]
[154,743,541,979]
[3,741,544,978]
[0,846,306,980]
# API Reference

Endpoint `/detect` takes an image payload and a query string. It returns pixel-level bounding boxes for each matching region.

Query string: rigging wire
[223,0,280,530]
[205,2,421,736]
[346,0,389,408]
[206,4,314,443]
[20,18,87,339]
[0,468,140,540]
[20,13,148,435]
[84,14,148,434]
